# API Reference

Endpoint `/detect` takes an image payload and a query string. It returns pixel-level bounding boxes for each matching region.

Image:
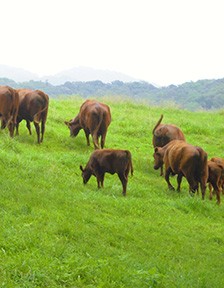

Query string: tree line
[0,77,224,111]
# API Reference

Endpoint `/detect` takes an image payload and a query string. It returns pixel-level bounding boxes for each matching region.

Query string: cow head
[65,116,81,137]
[80,165,92,184]
[153,147,164,170]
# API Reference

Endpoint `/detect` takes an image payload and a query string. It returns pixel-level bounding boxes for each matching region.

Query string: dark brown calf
[80,149,133,196]
[0,85,19,137]
[153,140,208,199]
[16,89,49,143]
[210,157,224,194]
[65,99,111,149]
[207,159,224,204]
[152,114,185,176]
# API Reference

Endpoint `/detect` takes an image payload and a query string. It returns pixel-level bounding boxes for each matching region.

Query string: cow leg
[1,119,6,129]
[92,133,99,150]
[97,178,101,188]
[118,173,128,196]
[165,168,175,190]
[26,120,32,135]
[200,176,208,200]
[101,133,107,149]
[100,173,105,188]
[15,122,19,135]
[176,173,183,192]
[208,183,213,200]
[8,122,14,137]
[34,122,40,144]
[40,120,45,142]
[186,177,198,195]
[160,165,164,176]
[216,188,221,205]
[84,130,90,146]
[209,180,221,204]
[96,172,104,188]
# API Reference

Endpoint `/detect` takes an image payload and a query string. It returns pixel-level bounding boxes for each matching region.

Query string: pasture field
[0,96,224,287]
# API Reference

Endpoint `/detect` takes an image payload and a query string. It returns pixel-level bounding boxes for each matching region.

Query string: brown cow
[153,140,208,199]
[207,160,224,205]
[80,149,133,196]
[0,85,19,137]
[208,157,224,202]
[152,114,186,176]
[65,99,111,149]
[16,89,49,143]
[210,157,224,194]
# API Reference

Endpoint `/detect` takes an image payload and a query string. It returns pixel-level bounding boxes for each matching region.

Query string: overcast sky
[1,0,224,86]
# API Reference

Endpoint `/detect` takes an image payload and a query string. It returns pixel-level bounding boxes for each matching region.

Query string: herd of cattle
[0,85,49,143]
[0,85,223,203]
[152,115,224,205]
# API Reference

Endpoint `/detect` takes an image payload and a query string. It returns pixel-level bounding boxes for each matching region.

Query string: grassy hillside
[0,96,224,287]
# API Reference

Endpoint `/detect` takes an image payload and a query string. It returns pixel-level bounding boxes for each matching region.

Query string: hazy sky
[1,0,224,86]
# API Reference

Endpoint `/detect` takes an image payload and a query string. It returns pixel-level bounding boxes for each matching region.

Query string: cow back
[163,140,207,178]
[79,100,111,133]
[17,89,49,122]
[152,115,185,148]
[90,149,132,174]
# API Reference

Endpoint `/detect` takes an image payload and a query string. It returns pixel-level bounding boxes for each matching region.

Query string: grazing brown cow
[80,149,133,196]
[208,157,224,203]
[16,89,49,143]
[65,99,111,149]
[210,157,224,193]
[153,140,208,199]
[152,114,186,176]
[207,160,224,205]
[0,85,19,137]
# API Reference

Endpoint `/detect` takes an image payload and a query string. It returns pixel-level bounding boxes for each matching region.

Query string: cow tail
[198,148,208,178]
[33,105,48,123]
[152,114,163,134]
[195,147,208,187]
[126,150,134,176]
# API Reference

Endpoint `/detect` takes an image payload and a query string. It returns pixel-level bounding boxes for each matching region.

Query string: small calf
[80,149,133,196]
[207,159,224,204]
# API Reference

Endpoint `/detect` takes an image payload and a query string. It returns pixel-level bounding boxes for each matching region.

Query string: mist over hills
[1,64,224,111]
[0,65,39,83]
[0,65,138,85]
[40,67,139,85]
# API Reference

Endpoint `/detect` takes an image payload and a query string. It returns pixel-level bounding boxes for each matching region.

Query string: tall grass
[0,96,224,287]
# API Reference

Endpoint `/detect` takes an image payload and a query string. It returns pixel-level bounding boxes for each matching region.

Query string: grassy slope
[0,97,224,287]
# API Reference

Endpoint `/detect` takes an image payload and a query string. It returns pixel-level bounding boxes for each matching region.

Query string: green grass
[0,96,224,287]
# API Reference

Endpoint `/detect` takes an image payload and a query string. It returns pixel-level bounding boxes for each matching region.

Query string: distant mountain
[0,64,138,85]
[40,66,138,85]
[0,64,39,82]
[1,69,224,110]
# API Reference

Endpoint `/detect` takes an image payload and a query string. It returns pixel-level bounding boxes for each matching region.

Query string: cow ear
[80,165,84,172]
[154,147,159,153]
[64,121,70,127]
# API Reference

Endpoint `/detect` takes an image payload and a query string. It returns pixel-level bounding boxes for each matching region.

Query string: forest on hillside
[1,77,224,111]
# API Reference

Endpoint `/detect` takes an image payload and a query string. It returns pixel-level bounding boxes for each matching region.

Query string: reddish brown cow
[153,140,208,199]
[207,160,224,205]
[65,99,111,149]
[152,114,186,176]
[80,149,133,196]
[16,89,49,143]
[210,157,224,194]
[0,85,19,137]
